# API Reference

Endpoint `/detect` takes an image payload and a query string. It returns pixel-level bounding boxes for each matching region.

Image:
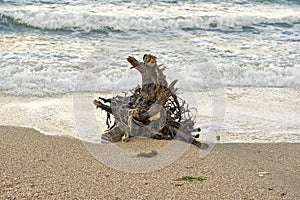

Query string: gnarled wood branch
[94,54,204,148]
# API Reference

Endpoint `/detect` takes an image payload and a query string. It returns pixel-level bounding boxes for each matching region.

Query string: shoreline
[1,126,300,199]
[1,87,299,143]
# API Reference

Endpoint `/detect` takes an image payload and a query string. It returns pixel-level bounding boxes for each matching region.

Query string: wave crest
[1,10,299,32]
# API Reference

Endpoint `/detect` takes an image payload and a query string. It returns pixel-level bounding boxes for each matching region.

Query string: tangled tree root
[94,54,205,148]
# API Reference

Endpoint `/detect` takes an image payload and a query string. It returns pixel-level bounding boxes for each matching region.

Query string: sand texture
[1,126,300,199]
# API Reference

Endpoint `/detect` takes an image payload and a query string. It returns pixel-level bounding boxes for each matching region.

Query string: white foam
[0,88,299,143]
[1,2,299,95]
[1,3,299,32]
[1,36,299,96]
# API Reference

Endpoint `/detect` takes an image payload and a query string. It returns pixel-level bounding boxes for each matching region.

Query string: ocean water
[0,0,299,143]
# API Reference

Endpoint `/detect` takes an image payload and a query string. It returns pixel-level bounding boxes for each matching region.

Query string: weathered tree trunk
[94,54,203,148]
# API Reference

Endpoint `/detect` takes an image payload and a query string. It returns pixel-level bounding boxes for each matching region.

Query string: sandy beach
[1,0,300,199]
[1,126,300,199]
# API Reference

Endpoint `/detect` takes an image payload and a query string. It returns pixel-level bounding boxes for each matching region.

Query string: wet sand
[1,126,300,199]
[1,88,299,143]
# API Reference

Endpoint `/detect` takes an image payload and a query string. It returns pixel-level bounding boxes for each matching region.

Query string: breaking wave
[1,10,299,33]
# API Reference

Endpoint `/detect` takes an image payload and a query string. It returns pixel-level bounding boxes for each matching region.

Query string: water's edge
[1,87,299,143]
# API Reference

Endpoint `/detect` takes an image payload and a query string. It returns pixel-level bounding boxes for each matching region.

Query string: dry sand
[1,126,300,199]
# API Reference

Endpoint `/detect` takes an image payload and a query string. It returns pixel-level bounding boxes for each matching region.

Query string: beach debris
[136,150,158,158]
[175,176,206,182]
[94,54,204,148]
[258,171,271,177]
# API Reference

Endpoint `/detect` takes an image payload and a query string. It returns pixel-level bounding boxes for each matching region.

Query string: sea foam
[1,2,299,32]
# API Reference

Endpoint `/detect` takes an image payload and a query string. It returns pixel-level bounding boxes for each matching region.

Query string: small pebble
[258,171,270,177]
[48,192,54,195]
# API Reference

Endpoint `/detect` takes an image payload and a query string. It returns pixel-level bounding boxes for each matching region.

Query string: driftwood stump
[94,54,203,148]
